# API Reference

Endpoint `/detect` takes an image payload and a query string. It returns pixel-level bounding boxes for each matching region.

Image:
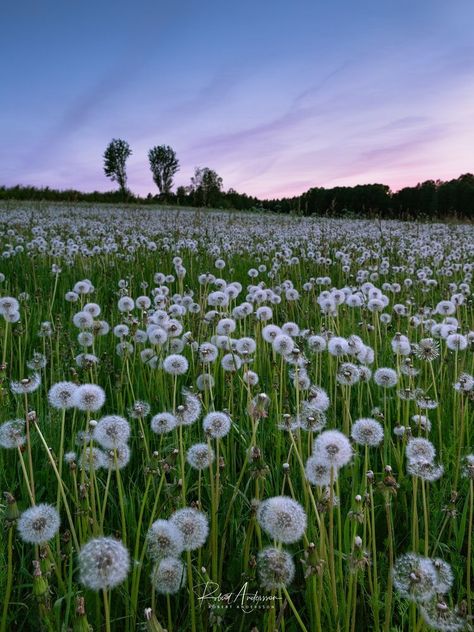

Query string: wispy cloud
[20,62,139,170]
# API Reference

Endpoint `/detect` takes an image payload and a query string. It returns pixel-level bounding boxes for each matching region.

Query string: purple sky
[1,0,474,198]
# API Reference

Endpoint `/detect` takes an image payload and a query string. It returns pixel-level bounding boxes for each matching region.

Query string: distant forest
[2,173,473,219]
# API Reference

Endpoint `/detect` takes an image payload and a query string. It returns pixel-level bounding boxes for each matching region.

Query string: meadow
[0,203,473,632]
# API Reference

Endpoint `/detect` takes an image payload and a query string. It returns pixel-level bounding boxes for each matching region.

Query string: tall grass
[0,205,473,631]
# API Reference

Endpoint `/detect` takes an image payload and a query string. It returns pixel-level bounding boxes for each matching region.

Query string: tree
[190,167,223,207]
[103,139,132,199]
[148,145,180,197]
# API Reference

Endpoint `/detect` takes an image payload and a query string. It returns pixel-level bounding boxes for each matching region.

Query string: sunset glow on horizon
[2,0,474,198]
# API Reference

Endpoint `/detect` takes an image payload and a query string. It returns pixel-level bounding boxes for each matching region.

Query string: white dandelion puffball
[0,419,26,449]
[432,558,454,594]
[313,429,353,469]
[151,557,186,594]
[103,444,131,470]
[72,310,94,330]
[170,508,209,551]
[72,384,106,412]
[258,547,295,590]
[202,411,232,438]
[305,456,333,487]
[93,415,131,449]
[10,373,41,395]
[257,496,307,543]
[373,367,398,388]
[187,443,215,470]
[151,412,177,434]
[406,438,436,464]
[78,537,130,590]
[221,353,242,372]
[308,386,330,412]
[146,519,185,561]
[163,354,189,376]
[327,336,349,357]
[18,504,60,544]
[419,599,465,631]
[272,334,294,355]
[392,553,437,603]
[79,447,107,472]
[48,382,78,409]
[307,335,327,353]
[117,296,135,313]
[351,418,384,447]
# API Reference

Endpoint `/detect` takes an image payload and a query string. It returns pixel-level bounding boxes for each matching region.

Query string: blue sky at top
[1,0,473,197]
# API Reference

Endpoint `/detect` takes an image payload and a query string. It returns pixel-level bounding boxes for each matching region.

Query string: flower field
[0,204,473,632]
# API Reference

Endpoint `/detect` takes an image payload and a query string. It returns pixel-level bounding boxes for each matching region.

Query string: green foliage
[1,173,473,219]
[189,166,223,207]
[0,206,472,631]
[103,138,132,199]
[148,145,180,196]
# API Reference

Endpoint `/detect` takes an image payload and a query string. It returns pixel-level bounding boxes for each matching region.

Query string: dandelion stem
[33,420,80,551]
[282,588,309,632]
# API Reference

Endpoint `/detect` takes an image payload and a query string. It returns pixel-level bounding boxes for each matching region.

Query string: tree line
[103,139,228,207]
[1,137,473,219]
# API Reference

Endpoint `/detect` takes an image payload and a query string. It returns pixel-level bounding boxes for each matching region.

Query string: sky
[1,0,474,199]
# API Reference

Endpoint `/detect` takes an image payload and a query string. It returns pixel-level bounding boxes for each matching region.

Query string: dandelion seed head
[93,415,131,449]
[175,390,201,426]
[79,447,107,472]
[196,373,215,391]
[221,352,242,372]
[373,367,398,388]
[117,296,135,313]
[431,558,454,594]
[27,352,47,370]
[198,342,218,364]
[419,600,465,632]
[203,411,232,439]
[257,496,307,543]
[163,354,188,376]
[72,384,106,412]
[0,419,26,449]
[273,333,294,355]
[415,338,440,361]
[351,418,384,447]
[128,401,151,419]
[243,370,259,386]
[10,373,41,395]
[307,385,330,412]
[454,373,474,393]
[18,504,60,544]
[462,454,474,479]
[170,508,209,551]
[313,430,352,469]
[72,310,94,330]
[48,381,78,410]
[262,324,282,343]
[392,553,437,603]
[305,456,333,486]
[146,520,184,561]
[186,442,215,470]
[407,459,444,481]
[78,537,130,591]
[258,547,295,590]
[151,557,186,594]
[337,362,360,386]
[327,336,349,357]
[406,438,436,463]
[411,415,431,433]
[103,444,131,470]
